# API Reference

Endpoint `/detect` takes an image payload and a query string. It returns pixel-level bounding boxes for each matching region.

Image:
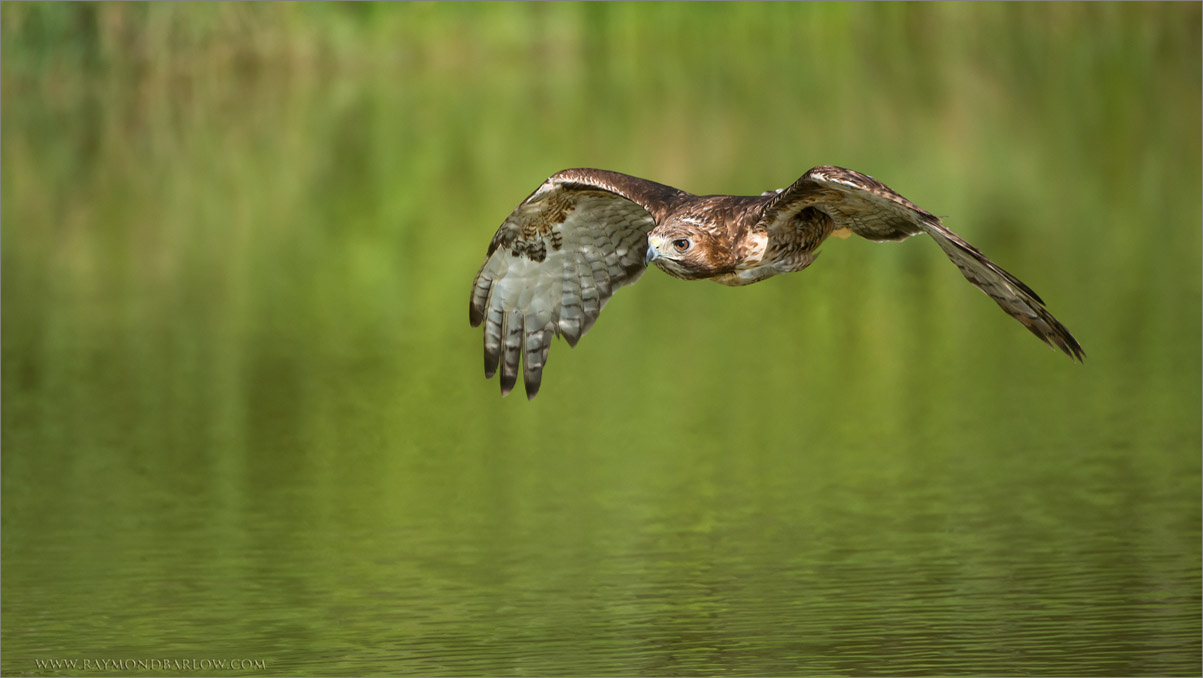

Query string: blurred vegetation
[3,3,1200,676]
[4,1,1199,352]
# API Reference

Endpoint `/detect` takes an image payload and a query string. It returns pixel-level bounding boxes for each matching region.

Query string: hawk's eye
[672,238,691,252]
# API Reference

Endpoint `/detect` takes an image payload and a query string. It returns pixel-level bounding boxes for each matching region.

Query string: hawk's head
[645,221,737,280]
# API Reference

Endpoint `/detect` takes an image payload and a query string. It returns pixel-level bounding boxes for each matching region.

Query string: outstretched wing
[759,165,1084,360]
[470,169,685,398]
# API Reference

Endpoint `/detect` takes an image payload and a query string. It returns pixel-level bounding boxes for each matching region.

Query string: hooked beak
[645,235,662,266]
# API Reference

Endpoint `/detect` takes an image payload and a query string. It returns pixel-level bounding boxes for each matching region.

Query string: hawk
[469,166,1083,399]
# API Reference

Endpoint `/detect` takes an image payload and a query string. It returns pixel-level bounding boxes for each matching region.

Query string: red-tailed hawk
[469,166,1083,398]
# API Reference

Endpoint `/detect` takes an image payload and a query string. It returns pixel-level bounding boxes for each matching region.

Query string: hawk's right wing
[469,169,685,398]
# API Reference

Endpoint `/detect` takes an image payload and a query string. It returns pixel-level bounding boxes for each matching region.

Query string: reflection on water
[3,3,1200,676]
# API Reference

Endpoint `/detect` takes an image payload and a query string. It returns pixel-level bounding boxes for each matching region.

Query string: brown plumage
[469,166,1083,398]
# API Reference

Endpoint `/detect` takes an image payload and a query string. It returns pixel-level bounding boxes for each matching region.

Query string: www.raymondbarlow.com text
[33,658,267,672]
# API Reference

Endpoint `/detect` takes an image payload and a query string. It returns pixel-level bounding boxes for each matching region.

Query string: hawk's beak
[645,236,662,266]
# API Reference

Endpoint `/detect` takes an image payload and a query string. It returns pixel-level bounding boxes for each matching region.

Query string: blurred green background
[3,2,1200,676]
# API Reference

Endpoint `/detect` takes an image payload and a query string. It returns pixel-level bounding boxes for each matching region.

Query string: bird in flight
[469,166,1083,398]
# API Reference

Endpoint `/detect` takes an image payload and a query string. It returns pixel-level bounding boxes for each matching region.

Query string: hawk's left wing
[470,169,685,398]
[758,165,1084,360]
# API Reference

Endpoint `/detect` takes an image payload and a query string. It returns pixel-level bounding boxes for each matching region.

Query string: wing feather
[470,169,684,398]
[759,165,1083,360]
[919,218,1083,359]
[483,305,504,378]
[558,248,585,346]
[760,165,932,242]
[498,312,523,396]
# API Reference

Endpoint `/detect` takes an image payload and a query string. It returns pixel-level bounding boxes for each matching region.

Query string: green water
[3,3,1200,676]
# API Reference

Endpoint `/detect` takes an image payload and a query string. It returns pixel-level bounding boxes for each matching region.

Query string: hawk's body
[470,166,1083,398]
